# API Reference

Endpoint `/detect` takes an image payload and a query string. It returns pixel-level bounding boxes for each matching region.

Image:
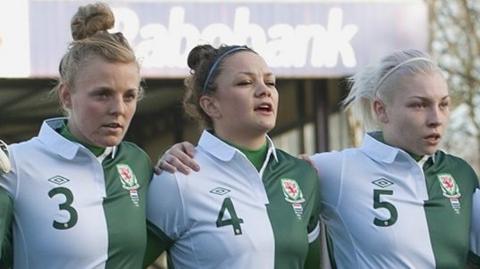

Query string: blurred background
[0,0,478,267]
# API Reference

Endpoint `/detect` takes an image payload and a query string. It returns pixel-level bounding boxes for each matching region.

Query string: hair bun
[70,2,115,41]
[187,44,216,71]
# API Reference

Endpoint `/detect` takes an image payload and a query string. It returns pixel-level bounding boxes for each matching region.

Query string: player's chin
[419,144,439,156]
[257,124,275,135]
[97,135,125,147]
[259,118,276,131]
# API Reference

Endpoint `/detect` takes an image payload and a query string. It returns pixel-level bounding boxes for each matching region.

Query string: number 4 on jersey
[216,197,244,235]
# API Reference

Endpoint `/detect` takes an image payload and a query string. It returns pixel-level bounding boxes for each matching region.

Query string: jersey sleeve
[307,185,320,244]
[310,151,343,210]
[146,172,187,249]
[304,235,321,269]
[470,188,480,265]
[0,187,13,266]
[303,161,322,269]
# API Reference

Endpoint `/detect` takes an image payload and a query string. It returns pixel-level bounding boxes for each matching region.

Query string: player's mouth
[254,102,274,115]
[424,133,441,145]
[102,122,124,131]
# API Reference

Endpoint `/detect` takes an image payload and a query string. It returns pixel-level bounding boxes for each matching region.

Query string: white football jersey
[311,133,478,269]
[0,118,152,269]
[147,130,320,269]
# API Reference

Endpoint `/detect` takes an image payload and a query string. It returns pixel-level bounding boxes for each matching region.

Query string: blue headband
[202,46,249,93]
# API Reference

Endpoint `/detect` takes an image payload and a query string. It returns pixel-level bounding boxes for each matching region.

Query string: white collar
[360,132,436,165]
[39,117,116,161]
[360,133,402,164]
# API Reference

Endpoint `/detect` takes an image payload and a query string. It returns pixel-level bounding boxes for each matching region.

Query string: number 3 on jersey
[373,189,398,227]
[216,197,244,235]
[48,187,78,230]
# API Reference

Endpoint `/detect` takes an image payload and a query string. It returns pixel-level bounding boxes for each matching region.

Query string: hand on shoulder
[0,140,11,174]
[154,141,199,175]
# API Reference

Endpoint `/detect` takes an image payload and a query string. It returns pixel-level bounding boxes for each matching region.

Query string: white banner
[3,0,427,78]
[0,0,30,77]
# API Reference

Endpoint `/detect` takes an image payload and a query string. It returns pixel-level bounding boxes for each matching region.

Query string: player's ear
[373,98,388,123]
[59,83,73,110]
[199,95,221,119]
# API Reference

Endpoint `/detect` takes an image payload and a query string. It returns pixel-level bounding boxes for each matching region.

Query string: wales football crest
[117,164,140,207]
[281,178,305,219]
[437,173,461,214]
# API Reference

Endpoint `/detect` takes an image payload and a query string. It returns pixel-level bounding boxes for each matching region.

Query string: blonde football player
[0,3,152,268]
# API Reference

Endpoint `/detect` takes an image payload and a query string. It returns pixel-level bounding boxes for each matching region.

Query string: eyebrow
[238,71,275,77]
[408,95,450,101]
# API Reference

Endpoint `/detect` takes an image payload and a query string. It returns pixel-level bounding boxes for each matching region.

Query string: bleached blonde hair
[342,49,442,131]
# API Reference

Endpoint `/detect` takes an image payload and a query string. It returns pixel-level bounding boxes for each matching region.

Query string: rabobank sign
[113,6,358,70]
[28,1,427,78]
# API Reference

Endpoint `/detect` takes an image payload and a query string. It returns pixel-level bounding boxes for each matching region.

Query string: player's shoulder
[435,150,477,176]
[437,150,472,167]
[309,148,356,168]
[274,149,315,170]
[151,169,178,185]
[436,150,478,184]
[119,141,148,155]
[118,141,152,161]
[6,137,43,161]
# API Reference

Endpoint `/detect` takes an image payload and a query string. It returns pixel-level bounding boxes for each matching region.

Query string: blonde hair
[53,2,141,112]
[343,49,442,130]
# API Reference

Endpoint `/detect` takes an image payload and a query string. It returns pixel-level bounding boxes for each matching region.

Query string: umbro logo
[48,175,70,185]
[210,187,230,195]
[372,178,394,188]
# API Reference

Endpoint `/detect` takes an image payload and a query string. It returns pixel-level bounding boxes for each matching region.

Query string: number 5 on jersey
[216,197,244,235]
[373,189,398,227]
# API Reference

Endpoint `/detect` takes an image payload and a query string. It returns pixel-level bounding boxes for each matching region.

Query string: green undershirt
[58,121,106,157]
[235,142,268,171]
[216,133,268,171]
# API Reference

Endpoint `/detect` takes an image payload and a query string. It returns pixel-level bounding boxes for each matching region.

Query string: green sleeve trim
[304,236,321,269]
[143,221,174,267]
[0,187,13,267]
[468,251,480,267]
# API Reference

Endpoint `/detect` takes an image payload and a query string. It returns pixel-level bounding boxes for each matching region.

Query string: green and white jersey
[147,130,320,269]
[0,118,153,269]
[311,133,479,269]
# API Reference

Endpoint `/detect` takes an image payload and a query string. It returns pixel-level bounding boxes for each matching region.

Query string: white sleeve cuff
[308,221,320,243]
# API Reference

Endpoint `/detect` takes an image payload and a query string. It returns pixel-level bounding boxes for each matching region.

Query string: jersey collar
[39,117,116,161]
[360,133,436,167]
[360,132,409,164]
[360,132,437,165]
[198,130,278,163]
